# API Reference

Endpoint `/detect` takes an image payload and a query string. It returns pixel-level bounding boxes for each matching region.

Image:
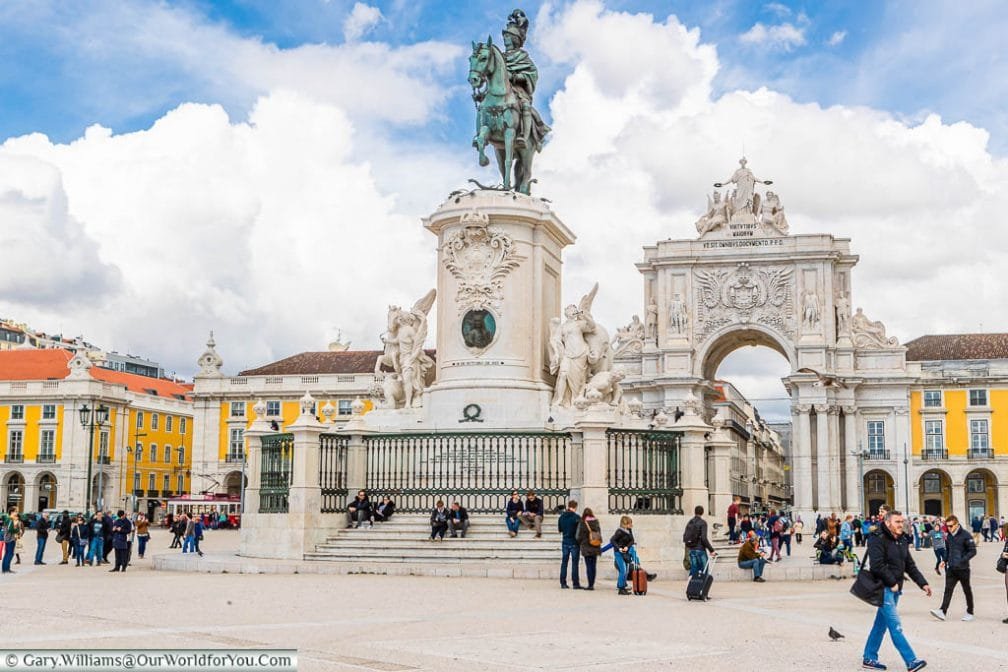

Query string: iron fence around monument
[259,433,293,513]
[606,429,683,515]
[365,432,571,514]
[319,433,349,513]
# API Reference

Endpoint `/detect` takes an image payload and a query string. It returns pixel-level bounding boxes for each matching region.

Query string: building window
[177,447,185,465]
[967,475,985,493]
[229,428,244,459]
[133,472,141,490]
[39,430,55,459]
[179,417,187,435]
[98,431,109,461]
[163,474,170,493]
[150,444,158,463]
[165,415,173,433]
[924,420,944,452]
[230,401,245,418]
[151,413,160,430]
[8,430,23,456]
[866,472,887,494]
[922,390,942,408]
[338,399,352,416]
[970,419,990,451]
[135,444,144,462]
[10,405,24,420]
[41,404,56,420]
[923,473,941,494]
[148,473,155,491]
[867,421,885,455]
[176,473,185,494]
[136,411,144,429]
[968,389,987,407]
[266,400,281,417]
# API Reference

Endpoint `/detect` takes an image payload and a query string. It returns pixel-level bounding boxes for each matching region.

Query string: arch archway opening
[4,472,26,513]
[36,472,58,511]
[965,468,998,520]
[863,469,895,517]
[919,469,952,517]
[224,471,244,498]
[705,334,794,515]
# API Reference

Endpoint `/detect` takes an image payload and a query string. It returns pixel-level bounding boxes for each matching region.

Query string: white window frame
[10,404,24,420]
[150,444,158,463]
[163,474,170,493]
[968,389,988,407]
[924,420,944,453]
[970,419,989,451]
[179,417,187,435]
[176,473,185,494]
[867,421,885,454]
[229,428,244,459]
[151,413,160,431]
[230,401,246,418]
[136,410,144,429]
[266,400,281,417]
[8,429,23,456]
[165,415,173,433]
[338,399,352,416]
[922,390,942,408]
[41,404,56,420]
[148,473,155,491]
[98,431,109,460]
[177,446,185,465]
[39,429,55,458]
[133,471,141,490]
[967,475,985,493]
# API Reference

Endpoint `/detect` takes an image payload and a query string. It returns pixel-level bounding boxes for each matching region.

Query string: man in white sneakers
[930,515,977,623]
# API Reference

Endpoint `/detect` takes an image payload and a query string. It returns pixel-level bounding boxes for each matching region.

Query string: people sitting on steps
[348,489,373,529]
[505,491,524,537]
[519,490,544,538]
[738,530,768,582]
[448,501,469,538]
[814,530,844,565]
[429,500,449,541]
[372,496,395,523]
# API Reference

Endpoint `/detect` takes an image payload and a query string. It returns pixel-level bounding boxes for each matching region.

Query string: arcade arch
[965,468,998,519]
[224,471,244,498]
[919,469,952,517]
[35,472,57,511]
[3,472,25,512]
[863,468,894,516]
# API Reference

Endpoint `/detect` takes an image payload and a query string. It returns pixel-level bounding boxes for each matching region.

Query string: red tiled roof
[0,349,191,399]
[239,350,436,376]
[905,334,1008,362]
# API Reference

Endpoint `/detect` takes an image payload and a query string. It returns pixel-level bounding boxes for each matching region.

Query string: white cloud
[764,3,792,19]
[740,22,807,51]
[2,0,1008,396]
[343,2,383,42]
[827,30,847,46]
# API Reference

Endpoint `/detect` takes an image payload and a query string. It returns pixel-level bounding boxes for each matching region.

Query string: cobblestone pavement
[2,528,1005,671]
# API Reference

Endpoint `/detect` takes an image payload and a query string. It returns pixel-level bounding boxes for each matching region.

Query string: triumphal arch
[619,158,912,522]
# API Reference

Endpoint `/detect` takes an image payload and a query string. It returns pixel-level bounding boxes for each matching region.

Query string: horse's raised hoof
[479,155,490,167]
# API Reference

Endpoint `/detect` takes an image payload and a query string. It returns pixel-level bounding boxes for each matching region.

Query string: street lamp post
[902,442,910,514]
[126,432,147,516]
[79,403,109,513]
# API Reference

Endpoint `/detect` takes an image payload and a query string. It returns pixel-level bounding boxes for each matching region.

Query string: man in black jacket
[930,514,977,622]
[861,510,931,672]
[57,511,71,564]
[448,502,469,538]
[683,505,717,578]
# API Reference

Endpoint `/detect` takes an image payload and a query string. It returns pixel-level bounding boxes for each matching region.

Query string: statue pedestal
[421,190,576,430]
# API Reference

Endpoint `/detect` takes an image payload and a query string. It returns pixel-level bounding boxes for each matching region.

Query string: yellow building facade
[0,349,192,516]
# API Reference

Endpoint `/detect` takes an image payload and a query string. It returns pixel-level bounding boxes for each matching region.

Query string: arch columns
[951,481,967,519]
[814,404,831,511]
[792,405,813,517]
[843,406,860,512]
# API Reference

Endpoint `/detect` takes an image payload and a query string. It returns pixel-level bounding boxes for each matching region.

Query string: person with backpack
[930,521,947,576]
[767,509,783,562]
[683,505,717,577]
[575,507,602,590]
[778,513,793,557]
[557,500,582,589]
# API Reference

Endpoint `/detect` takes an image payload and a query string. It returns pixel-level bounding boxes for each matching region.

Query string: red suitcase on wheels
[631,562,648,595]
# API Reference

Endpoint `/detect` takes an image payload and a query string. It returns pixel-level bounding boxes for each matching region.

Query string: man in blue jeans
[86,512,105,566]
[683,505,717,577]
[34,512,49,565]
[861,510,932,672]
[557,500,582,589]
[2,507,21,574]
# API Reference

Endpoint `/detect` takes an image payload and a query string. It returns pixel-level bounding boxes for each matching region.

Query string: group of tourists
[1,505,150,573]
[167,512,206,556]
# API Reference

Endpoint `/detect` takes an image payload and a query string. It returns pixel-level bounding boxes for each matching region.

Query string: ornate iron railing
[319,433,349,513]
[365,432,571,514]
[606,429,683,514]
[260,433,293,513]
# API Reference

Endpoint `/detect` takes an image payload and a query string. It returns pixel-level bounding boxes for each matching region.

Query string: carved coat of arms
[695,263,794,338]
[442,210,525,314]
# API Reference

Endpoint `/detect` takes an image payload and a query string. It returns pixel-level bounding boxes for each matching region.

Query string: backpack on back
[683,519,701,547]
[587,523,602,547]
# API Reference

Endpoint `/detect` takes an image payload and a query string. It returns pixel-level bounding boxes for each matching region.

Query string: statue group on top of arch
[372,289,437,409]
[695,158,789,237]
[612,314,645,356]
[548,283,623,408]
[851,306,900,348]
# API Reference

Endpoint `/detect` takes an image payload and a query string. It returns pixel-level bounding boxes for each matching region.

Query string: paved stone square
[1,529,1005,671]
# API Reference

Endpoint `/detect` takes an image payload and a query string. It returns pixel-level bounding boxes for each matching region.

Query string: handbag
[850,547,885,607]
[997,544,1007,574]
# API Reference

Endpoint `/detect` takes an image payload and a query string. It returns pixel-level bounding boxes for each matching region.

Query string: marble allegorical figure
[584,367,625,406]
[374,289,437,409]
[645,297,658,343]
[851,307,899,348]
[760,191,789,235]
[612,314,645,355]
[548,283,612,408]
[695,190,729,235]
[801,289,820,329]
[715,157,772,215]
[669,293,688,335]
[834,291,851,338]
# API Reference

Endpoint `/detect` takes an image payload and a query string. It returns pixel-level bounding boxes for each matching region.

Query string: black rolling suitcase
[686,555,714,601]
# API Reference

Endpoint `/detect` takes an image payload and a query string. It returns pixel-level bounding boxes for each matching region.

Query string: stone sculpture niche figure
[645,297,659,343]
[468,10,551,194]
[835,292,851,338]
[715,158,772,215]
[801,289,821,329]
[548,283,612,407]
[761,191,789,235]
[611,315,645,355]
[374,289,437,409]
[695,190,729,235]
[669,293,688,335]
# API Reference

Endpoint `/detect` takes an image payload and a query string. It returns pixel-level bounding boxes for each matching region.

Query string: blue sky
[0,1,1004,154]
